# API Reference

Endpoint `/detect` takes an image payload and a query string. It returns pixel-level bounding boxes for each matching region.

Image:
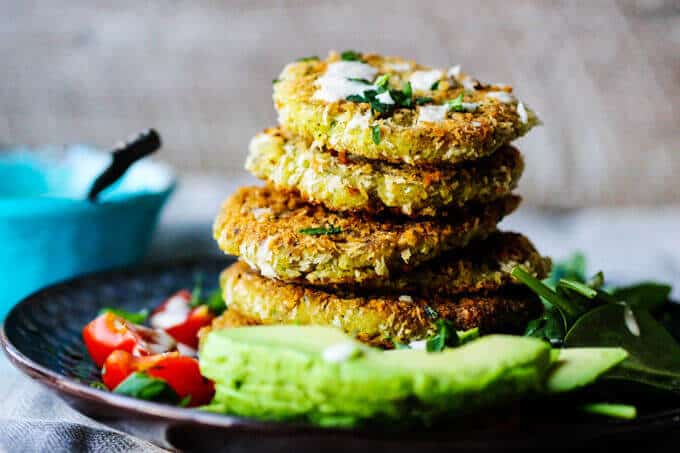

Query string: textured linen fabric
[1,175,679,452]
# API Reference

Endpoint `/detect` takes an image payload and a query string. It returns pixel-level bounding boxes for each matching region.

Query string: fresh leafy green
[372,125,381,144]
[178,395,192,407]
[296,56,319,62]
[613,283,672,312]
[564,304,680,393]
[99,307,149,324]
[426,320,459,352]
[113,372,179,404]
[516,253,679,394]
[524,305,566,346]
[581,403,637,420]
[430,80,440,90]
[299,225,342,236]
[341,50,362,61]
[457,327,480,345]
[206,289,227,316]
[190,274,204,308]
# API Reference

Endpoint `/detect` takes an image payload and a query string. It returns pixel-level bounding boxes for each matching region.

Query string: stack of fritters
[211,51,550,347]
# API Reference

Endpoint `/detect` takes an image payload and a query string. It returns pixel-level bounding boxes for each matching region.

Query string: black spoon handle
[87,129,162,202]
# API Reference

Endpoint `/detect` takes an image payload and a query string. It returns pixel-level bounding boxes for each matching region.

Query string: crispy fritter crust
[213,186,520,285]
[335,232,551,296]
[273,51,540,165]
[217,262,542,348]
[246,128,524,217]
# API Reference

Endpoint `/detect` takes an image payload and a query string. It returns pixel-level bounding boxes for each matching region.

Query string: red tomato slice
[83,313,176,367]
[102,350,214,406]
[151,290,214,349]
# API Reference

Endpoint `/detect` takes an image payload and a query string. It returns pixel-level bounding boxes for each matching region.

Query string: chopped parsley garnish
[423,305,439,319]
[99,307,149,324]
[372,125,381,144]
[415,96,433,105]
[272,78,280,84]
[299,225,342,236]
[296,56,319,62]
[205,289,227,316]
[345,79,412,115]
[90,381,108,390]
[190,273,204,308]
[341,50,362,61]
[375,74,390,90]
[347,77,372,85]
[446,93,465,112]
[430,80,441,90]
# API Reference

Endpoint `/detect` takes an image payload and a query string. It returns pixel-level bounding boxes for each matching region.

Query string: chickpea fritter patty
[338,232,551,296]
[273,51,540,165]
[246,128,524,217]
[217,262,543,348]
[213,186,520,285]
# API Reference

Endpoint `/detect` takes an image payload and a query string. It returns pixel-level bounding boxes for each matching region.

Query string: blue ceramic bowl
[0,145,175,318]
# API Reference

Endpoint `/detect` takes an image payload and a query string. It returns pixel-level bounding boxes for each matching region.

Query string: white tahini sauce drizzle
[447,65,461,78]
[417,105,449,123]
[409,70,443,91]
[517,102,528,124]
[409,339,427,351]
[461,76,478,91]
[346,110,371,131]
[313,61,378,102]
[398,295,413,302]
[150,294,191,329]
[376,90,395,104]
[385,62,411,72]
[624,306,641,337]
[486,91,516,104]
[461,102,480,112]
[322,342,364,363]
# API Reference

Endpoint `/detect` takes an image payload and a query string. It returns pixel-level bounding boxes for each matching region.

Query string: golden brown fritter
[213,186,520,285]
[335,232,551,296]
[273,51,540,165]
[246,128,524,217]
[217,261,542,348]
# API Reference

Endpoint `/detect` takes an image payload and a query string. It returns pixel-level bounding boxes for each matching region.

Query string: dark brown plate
[2,257,680,452]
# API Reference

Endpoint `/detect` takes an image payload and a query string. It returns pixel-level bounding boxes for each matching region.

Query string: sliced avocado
[545,347,628,393]
[200,326,552,427]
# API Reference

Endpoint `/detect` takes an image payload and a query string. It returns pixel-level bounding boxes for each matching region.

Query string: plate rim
[3,258,680,444]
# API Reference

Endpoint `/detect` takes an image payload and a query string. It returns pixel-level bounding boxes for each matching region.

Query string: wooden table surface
[0,0,678,207]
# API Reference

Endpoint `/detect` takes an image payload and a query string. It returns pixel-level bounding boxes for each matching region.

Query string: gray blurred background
[1,0,678,207]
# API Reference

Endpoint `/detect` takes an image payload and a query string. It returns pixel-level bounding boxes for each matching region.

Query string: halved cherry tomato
[151,290,215,349]
[83,312,175,367]
[102,350,214,406]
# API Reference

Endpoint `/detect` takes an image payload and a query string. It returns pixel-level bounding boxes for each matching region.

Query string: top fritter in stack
[211,50,551,348]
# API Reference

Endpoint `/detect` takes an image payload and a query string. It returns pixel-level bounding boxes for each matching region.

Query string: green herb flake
[372,125,381,144]
[446,93,465,112]
[423,305,439,320]
[296,56,319,62]
[178,395,192,408]
[299,225,342,236]
[346,94,366,103]
[375,74,390,91]
[99,307,149,324]
[430,80,440,90]
[581,403,637,420]
[190,274,204,308]
[426,319,460,352]
[402,81,412,99]
[415,96,433,105]
[272,78,280,84]
[341,50,362,61]
[347,77,372,85]
[89,381,108,391]
[113,372,179,404]
[206,289,227,316]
